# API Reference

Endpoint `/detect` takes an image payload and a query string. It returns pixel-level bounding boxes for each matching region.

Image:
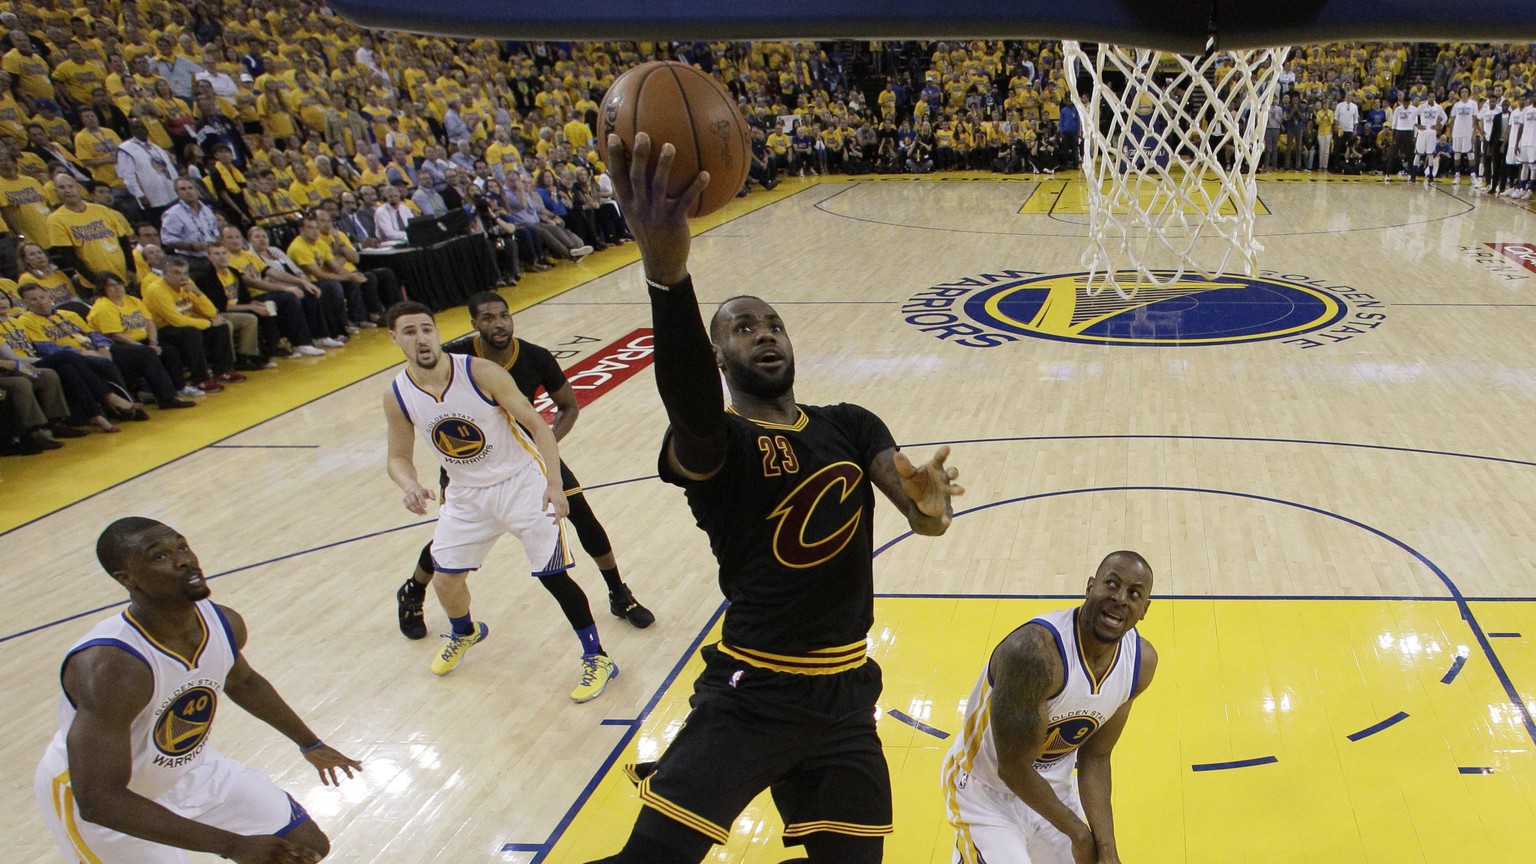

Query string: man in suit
[336,191,380,249]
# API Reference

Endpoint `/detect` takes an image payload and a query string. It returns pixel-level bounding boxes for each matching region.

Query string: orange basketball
[598,61,752,219]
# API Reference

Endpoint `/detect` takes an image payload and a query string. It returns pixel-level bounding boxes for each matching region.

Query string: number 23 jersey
[660,403,896,663]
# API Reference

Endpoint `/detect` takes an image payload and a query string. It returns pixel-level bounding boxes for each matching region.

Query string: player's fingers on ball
[628,134,650,189]
[678,170,710,208]
[653,142,677,196]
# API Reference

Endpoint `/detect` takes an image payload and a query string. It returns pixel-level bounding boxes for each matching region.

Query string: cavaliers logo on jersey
[153,686,218,757]
[1037,715,1100,764]
[430,416,487,460]
[768,461,864,569]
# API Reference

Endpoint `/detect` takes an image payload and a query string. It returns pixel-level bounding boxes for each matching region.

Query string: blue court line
[0,518,435,645]
[1442,655,1468,684]
[502,844,545,852]
[901,434,1536,471]
[1489,632,1522,638]
[886,708,951,739]
[1347,711,1410,742]
[1192,756,1278,771]
[871,484,1536,747]
[0,476,657,646]
[600,718,639,726]
[503,601,729,861]
[1459,767,1494,774]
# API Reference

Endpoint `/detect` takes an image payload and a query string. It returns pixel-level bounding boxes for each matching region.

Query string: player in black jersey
[585,135,963,863]
[394,293,654,639]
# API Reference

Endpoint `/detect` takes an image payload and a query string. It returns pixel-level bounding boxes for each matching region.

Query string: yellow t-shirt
[87,294,152,341]
[19,308,93,349]
[51,58,108,105]
[2,49,55,101]
[142,278,215,330]
[0,92,27,145]
[0,277,17,315]
[0,314,36,356]
[47,204,131,280]
[286,234,333,273]
[0,173,55,243]
[563,118,593,151]
[228,248,274,293]
[17,269,77,308]
[74,127,125,188]
[310,174,351,200]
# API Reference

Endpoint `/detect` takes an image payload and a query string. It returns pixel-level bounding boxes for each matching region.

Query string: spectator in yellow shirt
[46,175,133,286]
[73,107,124,190]
[2,31,56,107]
[140,254,244,388]
[85,273,200,405]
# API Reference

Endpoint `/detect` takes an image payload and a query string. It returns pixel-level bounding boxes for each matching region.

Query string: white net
[1062,41,1291,299]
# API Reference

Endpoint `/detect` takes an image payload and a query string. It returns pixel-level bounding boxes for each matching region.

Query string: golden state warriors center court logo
[900,270,1387,349]
[430,415,488,461]
[153,685,217,759]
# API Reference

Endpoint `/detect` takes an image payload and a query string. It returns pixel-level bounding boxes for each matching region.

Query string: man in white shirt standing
[115,118,179,227]
[1334,92,1359,147]
[1476,93,1504,190]
[1448,87,1479,187]
[1414,93,1447,186]
[1387,94,1417,181]
[1514,92,1536,200]
[374,184,416,244]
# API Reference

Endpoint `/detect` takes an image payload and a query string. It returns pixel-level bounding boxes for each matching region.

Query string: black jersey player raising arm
[584,133,963,864]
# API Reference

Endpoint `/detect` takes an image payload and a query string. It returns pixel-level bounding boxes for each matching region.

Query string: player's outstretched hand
[402,484,435,515]
[606,132,708,284]
[225,834,321,864]
[894,445,964,525]
[303,743,363,786]
[542,482,570,523]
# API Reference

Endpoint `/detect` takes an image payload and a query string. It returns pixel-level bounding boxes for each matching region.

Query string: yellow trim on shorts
[636,776,731,844]
[53,771,105,864]
[781,819,894,838]
[718,639,868,675]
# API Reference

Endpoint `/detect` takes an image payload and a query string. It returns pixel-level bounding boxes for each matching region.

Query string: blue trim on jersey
[391,380,412,425]
[60,638,151,707]
[1130,633,1143,696]
[209,603,238,656]
[274,794,312,836]
[463,354,497,406]
[435,565,476,574]
[1032,618,1069,700]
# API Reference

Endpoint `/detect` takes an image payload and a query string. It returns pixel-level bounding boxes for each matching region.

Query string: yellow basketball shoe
[431,622,489,676]
[571,653,619,703]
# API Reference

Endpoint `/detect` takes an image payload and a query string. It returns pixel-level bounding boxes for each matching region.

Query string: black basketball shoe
[609,585,655,629]
[397,579,427,639]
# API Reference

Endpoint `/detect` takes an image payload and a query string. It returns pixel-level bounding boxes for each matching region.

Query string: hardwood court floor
[6,172,1536,863]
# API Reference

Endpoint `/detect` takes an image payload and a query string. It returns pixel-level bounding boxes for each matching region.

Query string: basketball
[598,61,752,218]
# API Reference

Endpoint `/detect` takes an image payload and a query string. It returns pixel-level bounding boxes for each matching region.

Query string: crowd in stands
[0,0,1531,458]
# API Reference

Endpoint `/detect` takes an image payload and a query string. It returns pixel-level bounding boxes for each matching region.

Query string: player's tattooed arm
[869,445,963,536]
[990,624,1097,860]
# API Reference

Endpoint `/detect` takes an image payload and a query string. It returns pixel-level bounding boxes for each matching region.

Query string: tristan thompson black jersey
[659,403,897,671]
[442,334,567,404]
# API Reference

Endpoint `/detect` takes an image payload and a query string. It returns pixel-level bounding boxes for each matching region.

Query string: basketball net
[1062,41,1291,299]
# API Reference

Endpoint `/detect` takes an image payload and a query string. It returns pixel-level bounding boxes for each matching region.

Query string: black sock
[401,577,426,596]
[600,566,625,593]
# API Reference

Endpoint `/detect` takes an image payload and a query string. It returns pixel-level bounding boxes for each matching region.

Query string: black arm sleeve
[119,238,136,281]
[648,276,726,474]
[50,245,95,284]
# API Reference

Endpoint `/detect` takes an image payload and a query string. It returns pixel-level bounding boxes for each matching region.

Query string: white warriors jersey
[1520,106,1536,147]
[37,600,238,800]
[1450,100,1478,137]
[392,352,544,488]
[943,607,1143,797]
[1416,102,1447,131]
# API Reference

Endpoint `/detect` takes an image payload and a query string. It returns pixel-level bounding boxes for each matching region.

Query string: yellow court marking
[0,187,799,533]
[545,597,1536,863]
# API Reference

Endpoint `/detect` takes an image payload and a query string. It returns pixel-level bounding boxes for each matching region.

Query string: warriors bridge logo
[900,270,1387,349]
